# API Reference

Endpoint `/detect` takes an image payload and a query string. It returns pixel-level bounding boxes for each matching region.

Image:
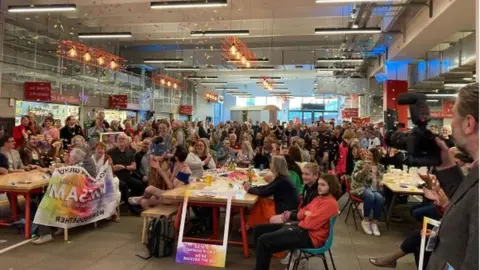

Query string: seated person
[186,139,216,178]
[32,148,97,245]
[91,142,112,174]
[244,156,300,229]
[128,146,191,210]
[284,155,304,195]
[133,138,151,183]
[20,134,47,168]
[108,132,145,213]
[216,140,233,166]
[0,136,38,172]
[369,174,449,269]
[351,148,385,236]
[253,146,270,170]
[253,172,341,270]
[235,140,254,168]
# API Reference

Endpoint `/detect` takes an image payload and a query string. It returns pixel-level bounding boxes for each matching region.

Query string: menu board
[15,100,80,126]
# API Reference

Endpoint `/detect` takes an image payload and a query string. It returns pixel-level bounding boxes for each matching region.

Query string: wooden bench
[141,204,178,244]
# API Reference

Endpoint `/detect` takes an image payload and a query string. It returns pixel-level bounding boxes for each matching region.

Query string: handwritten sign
[179,105,193,115]
[342,108,359,118]
[109,95,128,109]
[176,191,232,267]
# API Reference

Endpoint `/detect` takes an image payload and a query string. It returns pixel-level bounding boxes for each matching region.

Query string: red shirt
[13,125,34,149]
[297,195,339,248]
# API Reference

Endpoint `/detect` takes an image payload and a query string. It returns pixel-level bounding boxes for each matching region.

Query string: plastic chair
[287,216,337,270]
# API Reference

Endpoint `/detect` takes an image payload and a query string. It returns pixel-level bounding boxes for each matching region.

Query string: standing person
[351,148,385,236]
[88,118,105,146]
[171,120,186,148]
[43,116,59,141]
[229,133,241,154]
[297,138,310,163]
[124,120,136,137]
[108,132,145,213]
[20,134,46,168]
[426,83,478,270]
[110,120,123,132]
[60,116,84,149]
[365,128,381,150]
[27,112,43,135]
[439,126,455,148]
[90,111,110,129]
[13,115,35,149]
[197,121,209,139]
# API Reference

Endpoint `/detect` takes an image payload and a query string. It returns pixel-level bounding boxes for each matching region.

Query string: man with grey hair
[427,83,478,270]
[108,132,145,213]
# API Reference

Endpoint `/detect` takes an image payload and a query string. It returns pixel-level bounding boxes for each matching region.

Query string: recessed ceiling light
[425,94,458,97]
[8,4,77,13]
[151,0,228,9]
[144,58,184,64]
[426,99,439,102]
[78,32,132,39]
[191,30,249,37]
[444,83,468,88]
[315,27,382,35]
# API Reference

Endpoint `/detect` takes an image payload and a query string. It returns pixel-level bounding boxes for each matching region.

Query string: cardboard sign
[176,190,232,268]
[418,217,441,270]
[24,82,52,101]
[109,95,128,109]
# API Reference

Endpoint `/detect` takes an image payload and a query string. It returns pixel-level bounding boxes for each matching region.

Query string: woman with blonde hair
[244,156,300,229]
[235,140,254,168]
[185,138,216,177]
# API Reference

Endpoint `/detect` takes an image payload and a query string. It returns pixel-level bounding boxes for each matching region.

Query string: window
[288,97,302,110]
[288,111,302,122]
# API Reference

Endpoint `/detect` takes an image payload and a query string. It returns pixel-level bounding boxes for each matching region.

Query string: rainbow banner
[175,190,233,268]
[33,164,118,229]
[418,217,441,270]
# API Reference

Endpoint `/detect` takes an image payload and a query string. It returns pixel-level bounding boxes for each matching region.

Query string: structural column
[383,62,410,126]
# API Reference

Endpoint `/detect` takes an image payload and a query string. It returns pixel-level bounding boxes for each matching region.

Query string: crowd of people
[0,83,477,270]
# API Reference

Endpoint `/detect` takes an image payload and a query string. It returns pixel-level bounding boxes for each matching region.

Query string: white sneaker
[285,258,307,270]
[361,220,373,235]
[280,250,299,265]
[32,234,53,245]
[371,223,381,236]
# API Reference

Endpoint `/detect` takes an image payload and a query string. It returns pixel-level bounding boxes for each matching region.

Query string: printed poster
[33,164,118,229]
[175,190,233,268]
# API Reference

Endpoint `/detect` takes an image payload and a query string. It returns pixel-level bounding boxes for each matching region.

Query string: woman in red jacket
[253,173,341,270]
[13,115,35,149]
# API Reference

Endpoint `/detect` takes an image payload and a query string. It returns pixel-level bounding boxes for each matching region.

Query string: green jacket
[289,170,304,195]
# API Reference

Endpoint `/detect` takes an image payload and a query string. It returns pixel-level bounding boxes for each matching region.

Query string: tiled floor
[0,197,419,270]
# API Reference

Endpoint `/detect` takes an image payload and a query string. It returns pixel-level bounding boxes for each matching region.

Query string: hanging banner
[33,164,119,229]
[179,105,193,115]
[24,82,52,102]
[176,190,232,268]
[342,108,359,118]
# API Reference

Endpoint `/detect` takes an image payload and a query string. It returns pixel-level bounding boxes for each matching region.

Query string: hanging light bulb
[110,60,118,70]
[241,56,246,64]
[167,81,172,87]
[173,83,178,89]
[236,52,242,60]
[230,45,237,55]
[97,57,105,66]
[160,78,166,85]
[68,48,77,57]
[83,52,91,62]
[246,61,251,68]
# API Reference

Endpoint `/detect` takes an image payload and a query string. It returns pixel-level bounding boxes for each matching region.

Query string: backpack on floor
[137,216,175,259]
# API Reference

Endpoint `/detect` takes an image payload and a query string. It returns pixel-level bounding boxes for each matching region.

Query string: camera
[384,93,441,167]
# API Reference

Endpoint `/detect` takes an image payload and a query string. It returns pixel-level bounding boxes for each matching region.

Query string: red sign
[109,95,128,109]
[24,82,52,101]
[179,105,193,115]
[342,108,359,118]
[352,117,371,125]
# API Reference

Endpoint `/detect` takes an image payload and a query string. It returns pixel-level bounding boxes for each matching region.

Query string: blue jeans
[411,203,441,222]
[362,188,385,220]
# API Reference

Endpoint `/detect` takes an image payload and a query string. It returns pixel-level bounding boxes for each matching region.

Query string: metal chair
[287,216,337,270]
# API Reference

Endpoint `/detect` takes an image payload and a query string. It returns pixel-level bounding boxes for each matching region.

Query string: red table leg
[212,207,219,240]
[239,207,250,258]
[24,193,31,239]
[8,193,19,221]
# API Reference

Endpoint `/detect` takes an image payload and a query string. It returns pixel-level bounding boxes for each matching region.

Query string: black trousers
[118,175,146,213]
[254,224,313,270]
[400,229,431,270]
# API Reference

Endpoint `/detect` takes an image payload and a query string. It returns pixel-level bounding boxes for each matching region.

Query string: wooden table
[0,170,49,238]
[382,173,424,222]
[161,177,261,258]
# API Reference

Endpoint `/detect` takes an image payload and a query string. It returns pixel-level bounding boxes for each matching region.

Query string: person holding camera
[426,83,478,270]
